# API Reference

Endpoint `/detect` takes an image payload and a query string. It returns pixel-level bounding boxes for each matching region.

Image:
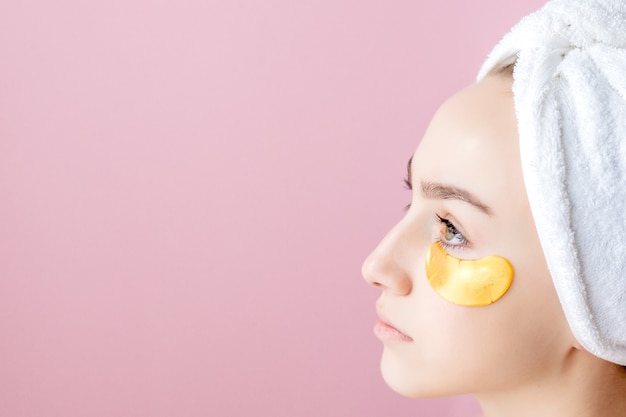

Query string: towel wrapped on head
[477,0,626,366]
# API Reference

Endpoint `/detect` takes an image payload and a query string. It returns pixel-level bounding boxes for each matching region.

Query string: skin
[362,75,626,417]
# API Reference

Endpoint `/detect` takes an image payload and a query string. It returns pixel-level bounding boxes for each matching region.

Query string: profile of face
[362,75,577,398]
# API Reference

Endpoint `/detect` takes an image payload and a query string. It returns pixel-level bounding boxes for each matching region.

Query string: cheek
[503,234,572,346]
[449,265,573,390]
[379,244,572,397]
[404,276,562,394]
[506,260,572,348]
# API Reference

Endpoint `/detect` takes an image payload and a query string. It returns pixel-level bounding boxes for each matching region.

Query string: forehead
[412,76,523,212]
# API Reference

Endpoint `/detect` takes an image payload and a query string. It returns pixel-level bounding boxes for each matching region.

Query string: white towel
[477,0,626,366]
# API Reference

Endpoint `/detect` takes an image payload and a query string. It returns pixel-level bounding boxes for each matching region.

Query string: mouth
[373,318,413,343]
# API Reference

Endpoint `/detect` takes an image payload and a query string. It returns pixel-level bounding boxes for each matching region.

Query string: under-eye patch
[425,242,514,306]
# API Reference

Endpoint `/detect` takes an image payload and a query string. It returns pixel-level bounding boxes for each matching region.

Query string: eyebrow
[406,157,493,216]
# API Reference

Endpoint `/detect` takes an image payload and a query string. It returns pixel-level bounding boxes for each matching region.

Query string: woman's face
[362,75,576,398]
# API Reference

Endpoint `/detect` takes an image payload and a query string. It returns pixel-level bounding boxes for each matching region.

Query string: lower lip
[373,319,413,343]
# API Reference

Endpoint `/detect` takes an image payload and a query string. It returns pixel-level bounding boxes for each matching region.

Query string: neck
[475,351,626,417]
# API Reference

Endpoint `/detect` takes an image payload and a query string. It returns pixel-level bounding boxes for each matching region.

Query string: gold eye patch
[425,242,514,306]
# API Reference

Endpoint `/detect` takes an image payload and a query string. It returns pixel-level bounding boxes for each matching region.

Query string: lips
[373,318,413,342]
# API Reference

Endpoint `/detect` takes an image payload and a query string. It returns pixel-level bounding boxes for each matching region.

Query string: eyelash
[404,177,413,211]
[403,177,470,250]
[435,214,469,250]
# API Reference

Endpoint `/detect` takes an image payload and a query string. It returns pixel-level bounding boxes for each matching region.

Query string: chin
[379,350,450,399]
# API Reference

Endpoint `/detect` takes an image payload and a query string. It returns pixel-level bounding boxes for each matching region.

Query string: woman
[362,1,626,416]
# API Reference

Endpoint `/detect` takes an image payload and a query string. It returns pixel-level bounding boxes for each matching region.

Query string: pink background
[1,1,546,416]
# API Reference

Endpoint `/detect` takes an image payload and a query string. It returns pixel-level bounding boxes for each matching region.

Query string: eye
[435,214,468,248]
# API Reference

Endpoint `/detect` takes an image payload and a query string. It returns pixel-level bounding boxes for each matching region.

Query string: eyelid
[435,214,461,231]
[435,213,470,248]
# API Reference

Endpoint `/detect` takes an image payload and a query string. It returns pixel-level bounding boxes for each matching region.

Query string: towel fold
[477,0,626,365]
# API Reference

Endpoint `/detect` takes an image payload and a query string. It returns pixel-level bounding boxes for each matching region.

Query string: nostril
[361,253,382,286]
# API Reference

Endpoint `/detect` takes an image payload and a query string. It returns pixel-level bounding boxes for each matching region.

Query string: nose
[361,221,415,296]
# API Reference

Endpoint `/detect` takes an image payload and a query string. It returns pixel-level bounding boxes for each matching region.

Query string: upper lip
[376,309,412,339]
